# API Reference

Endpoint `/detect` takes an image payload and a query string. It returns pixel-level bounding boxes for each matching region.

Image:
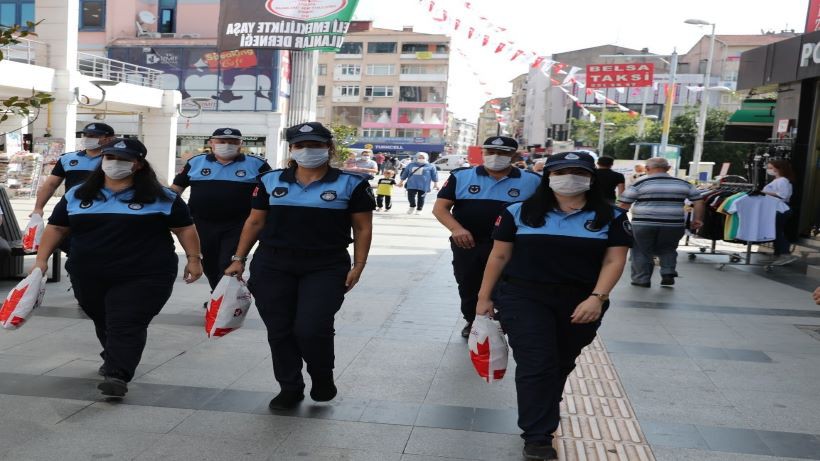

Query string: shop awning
[727,101,775,126]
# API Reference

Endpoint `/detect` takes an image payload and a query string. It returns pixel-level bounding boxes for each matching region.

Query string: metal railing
[0,36,49,67]
[77,52,164,89]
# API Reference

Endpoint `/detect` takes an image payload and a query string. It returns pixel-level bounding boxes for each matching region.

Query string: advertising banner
[586,63,654,88]
[218,0,360,51]
[807,0,820,33]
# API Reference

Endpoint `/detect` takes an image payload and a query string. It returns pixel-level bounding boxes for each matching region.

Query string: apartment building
[476,97,510,144]
[315,21,450,157]
[509,73,527,146]
[445,114,477,155]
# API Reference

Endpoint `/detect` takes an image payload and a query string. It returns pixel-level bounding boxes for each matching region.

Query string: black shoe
[203,301,209,310]
[310,379,338,402]
[268,390,304,410]
[523,442,558,460]
[631,282,651,288]
[97,365,106,377]
[97,377,128,397]
[461,322,473,338]
[661,276,675,286]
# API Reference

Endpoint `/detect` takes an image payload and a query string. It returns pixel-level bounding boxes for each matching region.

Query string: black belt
[262,245,347,257]
[502,275,593,293]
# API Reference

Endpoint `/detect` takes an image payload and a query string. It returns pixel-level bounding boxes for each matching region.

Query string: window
[317,85,325,97]
[367,64,395,75]
[363,108,392,123]
[395,129,423,137]
[336,85,360,96]
[336,64,361,76]
[367,42,396,54]
[362,129,391,138]
[0,0,34,28]
[318,64,327,75]
[338,42,363,54]
[79,0,105,30]
[364,86,394,97]
[401,43,448,53]
[400,64,447,74]
[158,0,177,33]
[399,86,444,102]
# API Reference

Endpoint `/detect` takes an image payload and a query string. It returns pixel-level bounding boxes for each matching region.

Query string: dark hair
[75,158,169,204]
[286,140,336,169]
[520,173,614,229]
[768,159,795,182]
[597,156,615,167]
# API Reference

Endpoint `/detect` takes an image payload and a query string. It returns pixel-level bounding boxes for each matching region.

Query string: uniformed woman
[475,152,631,460]
[33,138,203,398]
[224,122,375,411]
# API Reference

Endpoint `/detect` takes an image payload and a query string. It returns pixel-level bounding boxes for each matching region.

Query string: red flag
[510,49,524,61]
[495,42,506,53]
[433,9,448,21]
[428,0,435,12]
[532,56,546,69]
[468,27,475,38]
[465,1,472,7]
[550,78,561,85]
[482,35,490,46]
[454,19,461,30]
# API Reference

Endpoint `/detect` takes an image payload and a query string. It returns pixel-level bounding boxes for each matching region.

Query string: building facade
[476,97,510,144]
[445,114,477,155]
[314,22,450,157]
[509,73,527,146]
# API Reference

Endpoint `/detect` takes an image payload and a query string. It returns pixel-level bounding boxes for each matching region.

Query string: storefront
[737,29,820,238]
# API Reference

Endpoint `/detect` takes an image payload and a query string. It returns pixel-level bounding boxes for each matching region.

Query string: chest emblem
[272,187,288,198]
[200,168,212,176]
[128,203,144,210]
[468,185,481,194]
[69,159,79,167]
[320,190,337,201]
[235,170,247,178]
[584,220,602,232]
[508,188,520,198]
[79,200,93,209]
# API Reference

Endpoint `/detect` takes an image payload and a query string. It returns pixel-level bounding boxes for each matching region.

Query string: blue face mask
[291,148,329,168]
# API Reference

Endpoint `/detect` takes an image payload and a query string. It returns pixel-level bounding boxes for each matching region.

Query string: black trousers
[73,272,176,382]
[195,218,244,290]
[376,194,392,209]
[248,247,350,393]
[406,189,427,210]
[495,281,607,444]
[451,240,494,323]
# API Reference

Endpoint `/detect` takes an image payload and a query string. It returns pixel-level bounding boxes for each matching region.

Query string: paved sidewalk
[0,189,819,461]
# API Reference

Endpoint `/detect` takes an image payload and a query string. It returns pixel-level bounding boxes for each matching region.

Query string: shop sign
[800,41,820,67]
[807,0,820,33]
[585,63,654,88]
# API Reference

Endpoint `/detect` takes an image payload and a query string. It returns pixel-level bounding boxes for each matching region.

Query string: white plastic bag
[0,269,47,330]
[22,214,44,254]
[205,275,252,338]
[468,315,508,382]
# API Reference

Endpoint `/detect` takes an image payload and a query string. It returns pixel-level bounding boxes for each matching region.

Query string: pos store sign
[586,63,654,89]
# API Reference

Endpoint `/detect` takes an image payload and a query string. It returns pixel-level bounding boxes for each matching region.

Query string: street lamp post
[597,91,607,154]
[686,19,716,180]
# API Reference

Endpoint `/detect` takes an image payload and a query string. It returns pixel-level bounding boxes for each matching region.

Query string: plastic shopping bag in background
[0,269,47,330]
[205,275,252,338]
[468,315,508,382]
[22,214,44,253]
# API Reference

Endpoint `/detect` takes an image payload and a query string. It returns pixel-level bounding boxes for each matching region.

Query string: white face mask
[291,148,329,168]
[416,157,427,164]
[483,154,512,171]
[766,168,776,177]
[82,137,102,150]
[101,158,136,180]
[213,143,240,159]
[549,174,591,196]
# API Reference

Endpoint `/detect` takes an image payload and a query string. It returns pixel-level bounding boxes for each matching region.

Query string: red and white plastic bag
[205,275,252,338]
[0,269,47,330]
[22,214,44,253]
[468,315,508,382]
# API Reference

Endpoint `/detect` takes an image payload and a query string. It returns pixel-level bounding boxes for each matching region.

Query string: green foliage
[572,111,658,159]
[0,22,55,130]
[329,123,358,163]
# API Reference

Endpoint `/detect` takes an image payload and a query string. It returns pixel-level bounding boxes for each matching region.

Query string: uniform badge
[320,190,337,201]
[200,168,211,176]
[468,185,481,194]
[584,220,602,232]
[79,200,93,209]
[491,138,504,146]
[224,128,233,135]
[235,170,247,177]
[128,203,144,210]
[272,187,288,198]
[508,188,520,198]
[69,159,79,167]
[299,124,314,133]
[566,153,580,160]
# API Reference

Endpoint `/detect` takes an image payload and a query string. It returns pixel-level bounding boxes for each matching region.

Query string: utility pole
[659,51,678,157]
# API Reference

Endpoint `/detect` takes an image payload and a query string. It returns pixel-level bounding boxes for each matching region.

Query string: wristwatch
[231,255,248,263]
[590,293,610,302]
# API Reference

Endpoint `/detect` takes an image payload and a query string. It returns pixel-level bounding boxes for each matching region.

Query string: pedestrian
[532,159,546,175]
[595,156,625,205]
[376,169,397,212]
[31,138,203,397]
[762,159,796,265]
[374,152,386,174]
[171,128,271,305]
[398,152,439,214]
[346,150,379,176]
[625,163,646,187]
[475,151,631,460]
[224,121,375,411]
[618,157,705,287]
[433,136,541,338]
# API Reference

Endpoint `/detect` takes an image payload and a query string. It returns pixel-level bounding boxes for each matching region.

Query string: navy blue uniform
[249,166,375,393]
[173,153,271,289]
[492,203,632,445]
[437,166,540,323]
[49,186,193,382]
[50,150,102,190]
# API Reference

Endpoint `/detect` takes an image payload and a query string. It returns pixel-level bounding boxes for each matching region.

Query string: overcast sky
[352,0,810,119]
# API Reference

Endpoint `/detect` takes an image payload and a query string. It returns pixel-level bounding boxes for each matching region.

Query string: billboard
[585,63,654,88]
[807,0,820,33]
[218,0,360,51]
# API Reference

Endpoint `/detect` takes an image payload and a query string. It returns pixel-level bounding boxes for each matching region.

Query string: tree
[0,23,55,133]
[572,110,657,159]
[329,123,358,165]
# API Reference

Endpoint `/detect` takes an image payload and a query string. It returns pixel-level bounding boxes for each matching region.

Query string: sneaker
[414,209,422,215]
[660,276,675,286]
[523,442,558,460]
[97,377,128,397]
[631,281,651,288]
[97,365,106,377]
[406,208,415,215]
[310,379,338,402]
[376,208,382,212]
[268,390,305,410]
[773,255,798,265]
[461,322,473,338]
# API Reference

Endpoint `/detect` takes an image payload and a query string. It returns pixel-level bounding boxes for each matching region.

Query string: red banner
[585,63,654,88]
[807,0,820,32]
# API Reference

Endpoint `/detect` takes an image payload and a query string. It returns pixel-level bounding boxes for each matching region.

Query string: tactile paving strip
[554,338,655,460]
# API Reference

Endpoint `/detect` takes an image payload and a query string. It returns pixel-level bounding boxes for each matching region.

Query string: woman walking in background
[398,152,439,214]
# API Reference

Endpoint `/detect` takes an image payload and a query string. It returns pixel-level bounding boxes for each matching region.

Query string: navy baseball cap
[286,122,333,144]
[211,128,242,139]
[481,136,518,152]
[544,151,596,174]
[82,123,115,137]
[100,138,147,160]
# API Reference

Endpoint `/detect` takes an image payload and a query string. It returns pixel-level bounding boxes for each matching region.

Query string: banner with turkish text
[585,63,654,88]
[807,0,820,32]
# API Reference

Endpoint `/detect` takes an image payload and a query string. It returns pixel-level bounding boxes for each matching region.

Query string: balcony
[336,53,362,59]
[399,73,447,82]
[78,52,163,89]
[400,52,449,60]
[333,73,362,82]
[1,36,48,66]
[332,95,361,103]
